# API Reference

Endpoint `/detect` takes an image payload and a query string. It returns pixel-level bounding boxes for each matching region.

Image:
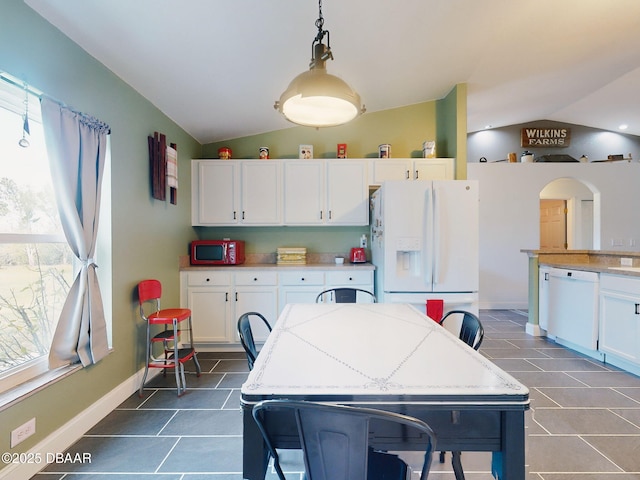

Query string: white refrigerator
[371,180,479,315]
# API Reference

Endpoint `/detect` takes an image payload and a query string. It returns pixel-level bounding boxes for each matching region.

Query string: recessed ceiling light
[619,124,628,130]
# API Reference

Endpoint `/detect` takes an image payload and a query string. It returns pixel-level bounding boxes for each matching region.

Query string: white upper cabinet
[240,161,282,225]
[370,158,455,184]
[192,160,240,225]
[326,160,369,225]
[370,158,413,182]
[283,160,325,225]
[192,160,281,226]
[413,159,455,180]
[193,159,369,226]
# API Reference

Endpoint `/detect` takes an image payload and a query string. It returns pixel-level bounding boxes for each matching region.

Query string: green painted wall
[194,225,370,256]
[0,0,201,465]
[436,83,468,179]
[203,101,437,159]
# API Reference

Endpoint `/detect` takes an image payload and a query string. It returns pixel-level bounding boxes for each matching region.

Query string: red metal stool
[138,279,201,396]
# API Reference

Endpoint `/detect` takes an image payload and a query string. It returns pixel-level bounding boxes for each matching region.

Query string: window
[0,74,74,392]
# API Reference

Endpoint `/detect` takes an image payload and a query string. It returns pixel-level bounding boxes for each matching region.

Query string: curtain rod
[0,72,43,98]
[1,71,110,133]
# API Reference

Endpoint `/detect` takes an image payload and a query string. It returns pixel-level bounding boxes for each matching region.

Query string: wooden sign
[521,127,571,147]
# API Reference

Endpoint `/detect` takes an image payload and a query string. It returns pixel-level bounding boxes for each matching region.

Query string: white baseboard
[525,322,545,337]
[0,368,157,480]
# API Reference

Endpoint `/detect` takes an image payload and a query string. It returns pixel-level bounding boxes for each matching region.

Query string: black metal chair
[315,288,376,303]
[437,309,485,479]
[439,309,484,351]
[252,399,436,480]
[237,311,272,370]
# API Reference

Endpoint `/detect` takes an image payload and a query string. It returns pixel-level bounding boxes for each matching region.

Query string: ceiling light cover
[274,0,364,128]
[278,67,363,127]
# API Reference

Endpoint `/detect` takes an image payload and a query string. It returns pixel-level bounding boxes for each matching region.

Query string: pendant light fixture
[274,0,365,127]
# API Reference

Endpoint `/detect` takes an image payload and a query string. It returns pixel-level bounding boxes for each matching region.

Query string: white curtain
[40,96,110,368]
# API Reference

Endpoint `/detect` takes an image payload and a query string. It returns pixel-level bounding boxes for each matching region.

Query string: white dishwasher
[547,268,600,355]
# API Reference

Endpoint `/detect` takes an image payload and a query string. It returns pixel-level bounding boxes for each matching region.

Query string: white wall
[468,162,640,309]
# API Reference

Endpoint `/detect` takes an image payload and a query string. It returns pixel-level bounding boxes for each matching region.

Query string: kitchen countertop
[179,254,375,271]
[521,249,640,277]
[180,262,375,272]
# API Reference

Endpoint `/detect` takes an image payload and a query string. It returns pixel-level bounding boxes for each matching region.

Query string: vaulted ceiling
[25,0,640,144]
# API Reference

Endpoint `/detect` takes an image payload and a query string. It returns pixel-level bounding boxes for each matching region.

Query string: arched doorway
[540,177,600,250]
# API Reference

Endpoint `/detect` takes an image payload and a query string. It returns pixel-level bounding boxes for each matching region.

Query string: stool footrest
[147,348,195,368]
[152,330,180,341]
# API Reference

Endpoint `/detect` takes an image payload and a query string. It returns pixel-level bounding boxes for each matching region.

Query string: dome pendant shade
[274,4,365,128]
[277,67,363,127]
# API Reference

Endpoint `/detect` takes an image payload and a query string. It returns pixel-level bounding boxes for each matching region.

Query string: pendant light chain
[316,0,324,32]
[314,0,330,53]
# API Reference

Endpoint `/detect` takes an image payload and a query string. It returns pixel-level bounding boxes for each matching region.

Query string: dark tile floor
[31,310,640,479]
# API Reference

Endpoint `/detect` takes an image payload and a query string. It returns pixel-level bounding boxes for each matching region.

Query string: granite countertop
[521,249,640,277]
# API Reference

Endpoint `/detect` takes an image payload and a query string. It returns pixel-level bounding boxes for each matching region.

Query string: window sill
[0,364,81,412]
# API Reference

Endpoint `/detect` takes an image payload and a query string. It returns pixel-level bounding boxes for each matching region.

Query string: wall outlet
[621,257,633,267]
[360,234,367,248]
[11,418,36,448]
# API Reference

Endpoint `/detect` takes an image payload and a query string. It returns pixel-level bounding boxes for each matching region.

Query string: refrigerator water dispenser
[395,237,422,277]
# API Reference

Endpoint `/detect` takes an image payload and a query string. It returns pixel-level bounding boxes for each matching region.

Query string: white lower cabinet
[183,271,233,343]
[538,266,551,331]
[279,271,325,312]
[180,270,276,346]
[234,272,278,342]
[181,267,374,349]
[318,270,375,303]
[599,274,640,367]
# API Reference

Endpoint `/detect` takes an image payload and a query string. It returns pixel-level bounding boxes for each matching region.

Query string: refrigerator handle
[424,187,433,285]
[433,186,441,285]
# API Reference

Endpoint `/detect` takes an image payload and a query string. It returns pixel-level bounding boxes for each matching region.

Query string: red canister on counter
[218,147,232,160]
[337,143,347,158]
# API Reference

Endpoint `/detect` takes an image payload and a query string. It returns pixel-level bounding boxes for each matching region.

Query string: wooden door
[540,199,567,249]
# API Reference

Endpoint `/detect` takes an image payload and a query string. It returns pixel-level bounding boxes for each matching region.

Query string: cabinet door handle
[301,277,305,281]
[233,211,237,220]
[406,170,410,179]
[242,211,245,220]
[328,210,332,220]
[349,277,353,281]
[320,211,323,220]
[414,170,419,180]
[635,303,640,315]
[544,272,549,281]
[205,278,210,282]
[253,277,258,282]
[235,292,238,301]
[225,292,229,302]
